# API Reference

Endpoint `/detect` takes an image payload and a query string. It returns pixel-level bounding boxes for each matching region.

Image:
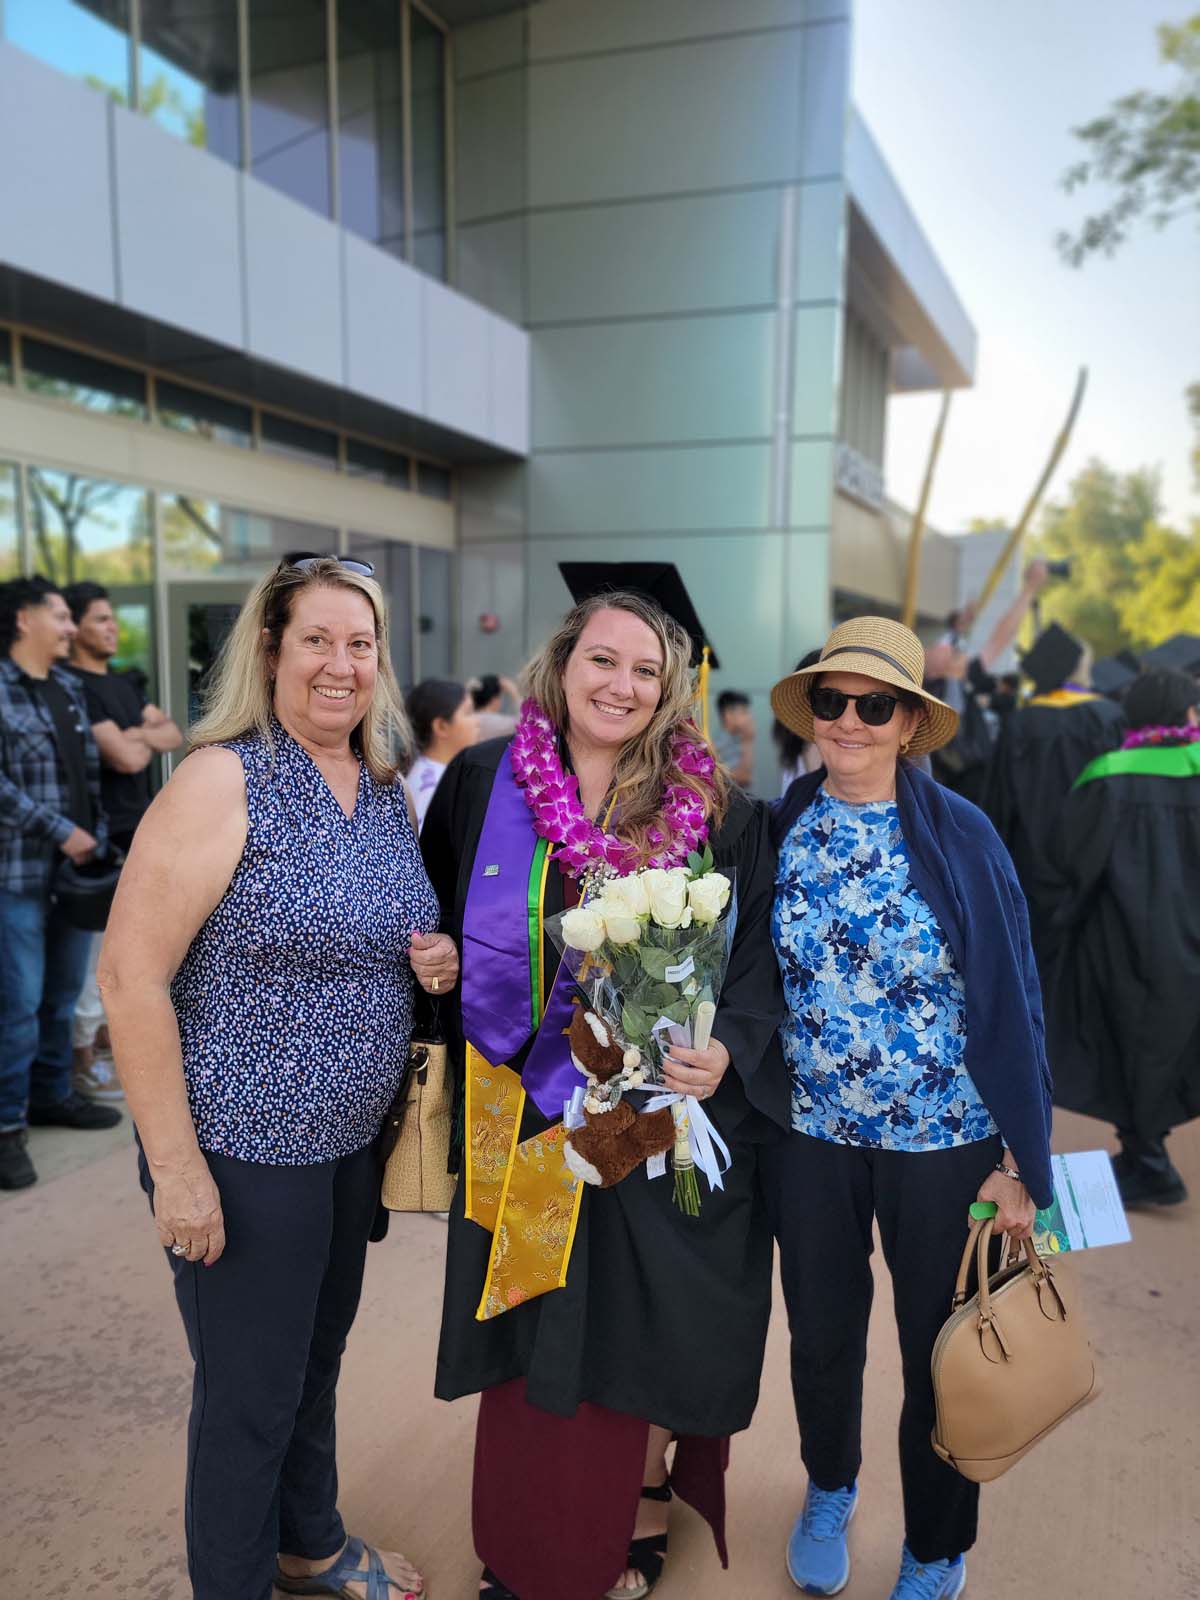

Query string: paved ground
[2,1109,1198,1599]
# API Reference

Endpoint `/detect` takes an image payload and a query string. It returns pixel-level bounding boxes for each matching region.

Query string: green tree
[1117,521,1200,644]
[1056,14,1200,265]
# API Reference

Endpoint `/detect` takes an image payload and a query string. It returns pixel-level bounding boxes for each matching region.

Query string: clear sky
[854,0,1199,535]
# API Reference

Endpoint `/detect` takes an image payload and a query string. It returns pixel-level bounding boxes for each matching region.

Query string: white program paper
[1033,1150,1132,1255]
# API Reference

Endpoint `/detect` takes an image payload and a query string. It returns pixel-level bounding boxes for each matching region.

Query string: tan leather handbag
[931,1215,1099,1482]
[380,1037,457,1213]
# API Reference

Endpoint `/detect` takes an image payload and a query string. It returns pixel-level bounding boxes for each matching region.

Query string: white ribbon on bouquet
[639,1090,732,1194]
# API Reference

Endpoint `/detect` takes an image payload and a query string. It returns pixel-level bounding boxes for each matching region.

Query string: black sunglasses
[280,550,376,578]
[808,685,901,726]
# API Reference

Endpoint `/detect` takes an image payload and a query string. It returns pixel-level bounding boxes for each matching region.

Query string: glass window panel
[248,0,332,217]
[416,461,452,501]
[409,9,447,280]
[0,464,21,580]
[346,437,411,489]
[161,494,335,578]
[261,410,339,470]
[3,0,131,102]
[23,337,148,419]
[417,546,453,678]
[156,378,252,448]
[139,0,241,166]
[0,328,12,385]
[27,468,151,586]
[349,532,413,687]
[337,0,406,259]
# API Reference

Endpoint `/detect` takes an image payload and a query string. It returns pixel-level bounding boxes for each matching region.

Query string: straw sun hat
[771,617,959,759]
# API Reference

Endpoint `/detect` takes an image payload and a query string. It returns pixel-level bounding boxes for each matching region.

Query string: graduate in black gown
[1046,668,1200,1206]
[982,621,1125,974]
[420,570,788,1600]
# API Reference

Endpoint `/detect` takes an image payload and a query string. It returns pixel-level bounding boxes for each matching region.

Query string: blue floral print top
[171,723,439,1164]
[772,787,997,1150]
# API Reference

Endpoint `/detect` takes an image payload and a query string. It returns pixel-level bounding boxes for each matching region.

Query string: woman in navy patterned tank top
[100,557,458,1600]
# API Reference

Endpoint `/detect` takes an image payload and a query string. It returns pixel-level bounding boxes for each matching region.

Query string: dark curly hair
[0,575,62,654]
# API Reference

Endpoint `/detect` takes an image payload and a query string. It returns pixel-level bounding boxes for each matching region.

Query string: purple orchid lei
[509,698,715,877]
[1121,724,1200,750]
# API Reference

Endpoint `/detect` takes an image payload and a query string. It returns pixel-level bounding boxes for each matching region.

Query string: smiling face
[809,670,924,801]
[18,591,76,669]
[75,598,120,662]
[561,607,665,754]
[267,583,379,748]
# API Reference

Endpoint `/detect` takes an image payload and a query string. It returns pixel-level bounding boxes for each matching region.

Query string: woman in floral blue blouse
[762,617,1053,1600]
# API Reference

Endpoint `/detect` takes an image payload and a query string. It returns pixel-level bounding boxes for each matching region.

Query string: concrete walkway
[2,1110,1197,1599]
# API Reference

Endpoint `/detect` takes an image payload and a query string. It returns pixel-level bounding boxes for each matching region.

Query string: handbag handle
[951,1216,1044,1310]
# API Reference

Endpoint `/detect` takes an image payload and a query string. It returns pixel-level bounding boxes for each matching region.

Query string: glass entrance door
[165,579,257,743]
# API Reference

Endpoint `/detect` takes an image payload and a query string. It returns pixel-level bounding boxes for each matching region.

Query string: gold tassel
[698,644,711,740]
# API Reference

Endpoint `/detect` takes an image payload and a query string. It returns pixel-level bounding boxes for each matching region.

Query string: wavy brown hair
[523,590,728,862]
[189,558,410,783]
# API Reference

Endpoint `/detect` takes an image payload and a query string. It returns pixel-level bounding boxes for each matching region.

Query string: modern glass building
[0,1,978,787]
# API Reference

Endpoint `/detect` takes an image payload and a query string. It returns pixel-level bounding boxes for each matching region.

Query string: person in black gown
[1046,668,1200,1207]
[420,576,788,1600]
[982,621,1125,976]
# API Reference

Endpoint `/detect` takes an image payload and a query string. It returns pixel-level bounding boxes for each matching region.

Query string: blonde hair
[523,591,728,862]
[189,558,410,783]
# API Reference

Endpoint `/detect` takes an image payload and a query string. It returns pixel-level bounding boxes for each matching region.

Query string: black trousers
[761,1130,1002,1564]
[138,1141,379,1600]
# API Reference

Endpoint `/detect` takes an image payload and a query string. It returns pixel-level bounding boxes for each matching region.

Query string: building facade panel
[423,279,494,440]
[342,232,425,416]
[527,443,774,537]
[456,216,526,325]
[113,109,245,350]
[488,316,531,456]
[0,44,116,303]
[796,17,852,179]
[242,177,344,385]
[527,0,811,61]
[791,304,844,437]
[794,178,848,302]
[454,65,527,225]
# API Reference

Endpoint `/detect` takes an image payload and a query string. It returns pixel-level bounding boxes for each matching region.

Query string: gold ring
[431,976,440,992]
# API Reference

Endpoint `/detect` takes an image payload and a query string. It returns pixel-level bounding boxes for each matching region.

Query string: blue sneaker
[785,1481,858,1595]
[889,1545,967,1599]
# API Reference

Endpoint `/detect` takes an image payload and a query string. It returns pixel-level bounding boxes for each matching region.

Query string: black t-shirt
[67,666,151,840]
[24,673,93,832]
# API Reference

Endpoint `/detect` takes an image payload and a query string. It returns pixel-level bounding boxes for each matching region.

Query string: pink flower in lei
[510,698,715,877]
[1121,724,1200,750]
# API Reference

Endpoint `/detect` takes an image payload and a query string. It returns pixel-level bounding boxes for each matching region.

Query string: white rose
[602,873,651,918]
[687,871,732,926]
[601,908,643,945]
[560,907,606,952]
[643,867,691,929]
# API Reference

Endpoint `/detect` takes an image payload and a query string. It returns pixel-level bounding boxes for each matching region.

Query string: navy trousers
[139,1141,379,1600]
[760,1130,1002,1564]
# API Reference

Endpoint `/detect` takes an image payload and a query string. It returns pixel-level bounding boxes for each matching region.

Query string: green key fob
[970,1201,999,1220]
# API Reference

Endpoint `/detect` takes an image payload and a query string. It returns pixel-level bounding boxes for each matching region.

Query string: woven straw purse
[931,1215,1099,1482]
[380,1035,457,1213]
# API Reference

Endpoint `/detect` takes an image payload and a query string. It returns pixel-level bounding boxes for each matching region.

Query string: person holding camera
[0,576,119,1192]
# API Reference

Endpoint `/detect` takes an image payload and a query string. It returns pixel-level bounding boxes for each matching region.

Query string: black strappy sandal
[604,1481,673,1600]
[480,1567,518,1599]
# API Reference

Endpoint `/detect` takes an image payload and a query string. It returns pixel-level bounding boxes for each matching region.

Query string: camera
[1044,559,1072,580]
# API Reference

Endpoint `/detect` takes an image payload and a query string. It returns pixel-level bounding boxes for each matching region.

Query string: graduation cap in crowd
[1020,622,1085,696]
[1091,655,1141,699]
[1141,634,1200,677]
[558,561,719,670]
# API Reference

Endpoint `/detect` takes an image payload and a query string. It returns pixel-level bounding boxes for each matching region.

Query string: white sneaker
[73,1054,125,1103]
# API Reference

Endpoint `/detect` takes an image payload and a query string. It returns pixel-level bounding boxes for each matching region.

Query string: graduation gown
[1045,748,1200,1140]
[981,693,1126,970]
[420,737,789,1431]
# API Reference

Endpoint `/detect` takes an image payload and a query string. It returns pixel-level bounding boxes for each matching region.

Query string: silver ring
[171,1243,188,1256]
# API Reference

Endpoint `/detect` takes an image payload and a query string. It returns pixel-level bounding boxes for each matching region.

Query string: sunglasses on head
[808,685,902,726]
[280,550,376,578]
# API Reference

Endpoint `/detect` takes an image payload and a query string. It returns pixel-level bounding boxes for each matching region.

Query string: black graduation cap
[1141,634,1200,676]
[558,561,719,670]
[1020,622,1084,695]
[1090,656,1140,698]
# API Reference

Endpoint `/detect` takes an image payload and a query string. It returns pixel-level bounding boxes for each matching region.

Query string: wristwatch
[993,1161,1022,1182]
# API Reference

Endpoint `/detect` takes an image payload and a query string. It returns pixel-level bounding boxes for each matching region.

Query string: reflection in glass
[0,328,12,385]
[27,468,151,586]
[139,0,241,165]
[108,595,156,688]
[3,0,131,101]
[338,0,406,258]
[157,379,252,448]
[162,493,335,577]
[0,464,21,580]
[416,462,452,502]
[347,438,411,489]
[409,9,447,279]
[261,411,339,470]
[23,338,148,419]
[350,532,412,688]
[417,546,453,678]
[248,0,332,217]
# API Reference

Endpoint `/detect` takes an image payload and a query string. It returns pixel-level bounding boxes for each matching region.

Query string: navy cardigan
[771,765,1055,1208]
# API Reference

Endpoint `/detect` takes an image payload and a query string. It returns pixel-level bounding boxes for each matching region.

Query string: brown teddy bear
[563,1006,676,1188]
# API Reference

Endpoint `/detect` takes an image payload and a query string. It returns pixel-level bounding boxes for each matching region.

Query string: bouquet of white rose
[547,846,735,1212]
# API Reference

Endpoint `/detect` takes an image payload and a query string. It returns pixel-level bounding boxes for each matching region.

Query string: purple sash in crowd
[459,756,580,1118]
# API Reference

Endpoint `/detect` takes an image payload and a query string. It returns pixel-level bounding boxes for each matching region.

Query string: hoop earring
[899,738,911,755]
